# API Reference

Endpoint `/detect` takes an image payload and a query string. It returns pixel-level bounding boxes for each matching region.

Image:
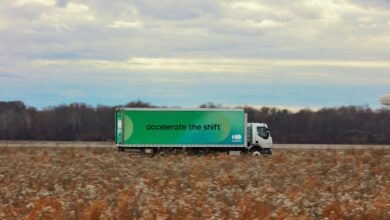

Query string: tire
[158,151,166,157]
[252,151,261,157]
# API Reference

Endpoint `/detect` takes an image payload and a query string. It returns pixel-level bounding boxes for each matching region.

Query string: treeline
[0,100,389,144]
[0,100,155,141]
[245,106,390,144]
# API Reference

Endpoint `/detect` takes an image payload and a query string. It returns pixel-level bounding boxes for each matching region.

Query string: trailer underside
[117,145,272,156]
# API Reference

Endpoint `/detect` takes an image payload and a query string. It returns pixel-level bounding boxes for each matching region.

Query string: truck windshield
[257,127,270,139]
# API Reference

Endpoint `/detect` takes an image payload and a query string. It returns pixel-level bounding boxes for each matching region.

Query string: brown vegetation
[0,147,390,219]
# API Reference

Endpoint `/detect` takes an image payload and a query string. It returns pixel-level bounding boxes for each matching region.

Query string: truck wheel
[158,151,166,157]
[252,151,261,157]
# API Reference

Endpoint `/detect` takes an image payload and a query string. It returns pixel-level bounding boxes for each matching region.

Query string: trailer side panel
[118,109,245,147]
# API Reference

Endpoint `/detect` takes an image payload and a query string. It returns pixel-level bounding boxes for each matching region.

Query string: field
[0,144,390,219]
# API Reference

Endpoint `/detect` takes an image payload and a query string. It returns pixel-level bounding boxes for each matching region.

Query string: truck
[115,108,272,156]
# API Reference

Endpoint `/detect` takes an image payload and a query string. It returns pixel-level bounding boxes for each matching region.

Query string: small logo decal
[231,134,242,142]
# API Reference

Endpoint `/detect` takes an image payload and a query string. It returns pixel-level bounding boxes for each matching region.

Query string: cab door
[253,125,271,149]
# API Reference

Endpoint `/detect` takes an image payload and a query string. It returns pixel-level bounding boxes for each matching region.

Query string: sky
[1,0,390,110]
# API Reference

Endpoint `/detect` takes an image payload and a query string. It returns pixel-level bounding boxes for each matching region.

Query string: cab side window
[257,127,270,139]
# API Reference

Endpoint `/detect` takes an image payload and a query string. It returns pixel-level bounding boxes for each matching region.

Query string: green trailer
[115,108,272,155]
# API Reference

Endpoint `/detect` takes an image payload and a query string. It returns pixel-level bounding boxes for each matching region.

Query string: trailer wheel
[158,151,166,157]
[171,149,179,155]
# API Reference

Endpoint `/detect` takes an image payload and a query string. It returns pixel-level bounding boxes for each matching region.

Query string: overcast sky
[1,0,390,109]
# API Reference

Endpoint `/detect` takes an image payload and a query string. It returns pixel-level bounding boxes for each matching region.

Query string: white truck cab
[247,123,273,155]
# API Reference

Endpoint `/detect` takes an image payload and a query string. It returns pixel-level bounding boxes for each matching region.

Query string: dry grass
[0,146,389,219]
